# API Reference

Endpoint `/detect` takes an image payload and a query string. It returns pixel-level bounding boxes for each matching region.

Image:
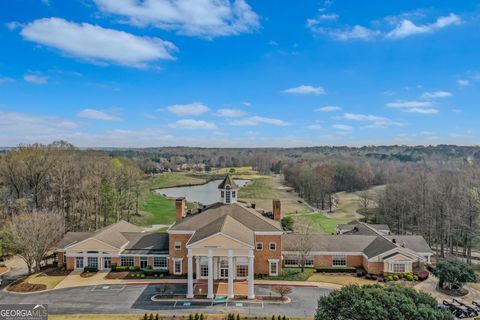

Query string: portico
[186,238,255,299]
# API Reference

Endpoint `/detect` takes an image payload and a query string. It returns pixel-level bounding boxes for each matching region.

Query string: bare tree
[5,210,65,273]
[272,286,292,300]
[292,219,315,272]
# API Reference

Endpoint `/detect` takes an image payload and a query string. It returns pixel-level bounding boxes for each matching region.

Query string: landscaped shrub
[316,267,356,273]
[392,275,399,281]
[356,268,366,277]
[83,266,98,273]
[387,275,394,281]
[406,274,414,281]
[418,271,429,281]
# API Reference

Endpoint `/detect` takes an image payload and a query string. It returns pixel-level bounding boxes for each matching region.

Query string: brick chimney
[273,199,281,221]
[176,197,186,221]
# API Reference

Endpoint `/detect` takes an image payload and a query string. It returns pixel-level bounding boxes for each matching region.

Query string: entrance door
[104,257,112,269]
[75,257,84,269]
[219,259,228,279]
[140,256,148,269]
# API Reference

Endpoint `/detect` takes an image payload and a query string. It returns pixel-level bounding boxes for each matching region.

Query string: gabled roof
[59,220,143,250]
[218,174,238,189]
[385,236,432,253]
[122,232,169,254]
[170,202,282,233]
[187,215,255,247]
[363,236,398,258]
[337,222,390,235]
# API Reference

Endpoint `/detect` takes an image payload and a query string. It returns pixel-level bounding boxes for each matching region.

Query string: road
[0,284,331,317]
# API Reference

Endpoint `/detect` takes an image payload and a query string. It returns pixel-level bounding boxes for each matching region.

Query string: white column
[187,249,194,298]
[248,250,255,299]
[195,257,200,279]
[228,250,234,299]
[207,249,214,299]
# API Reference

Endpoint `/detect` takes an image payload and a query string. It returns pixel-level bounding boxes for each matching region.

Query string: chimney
[176,197,186,221]
[273,199,281,221]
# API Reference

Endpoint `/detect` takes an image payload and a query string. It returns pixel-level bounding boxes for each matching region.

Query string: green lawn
[256,268,315,281]
[136,192,176,226]
[290,213,350,234]
[239,177,277,199]
[150,172,206,189]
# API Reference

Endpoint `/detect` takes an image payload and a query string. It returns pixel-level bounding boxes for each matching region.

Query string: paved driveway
[0,284,331,316]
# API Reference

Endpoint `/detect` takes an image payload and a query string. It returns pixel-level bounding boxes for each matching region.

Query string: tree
[315,284,453,320]
[281,216,294,231]
[292,219,315,272]
[433,258,477,290]
[4,210,65,273]
[272,286,292,300]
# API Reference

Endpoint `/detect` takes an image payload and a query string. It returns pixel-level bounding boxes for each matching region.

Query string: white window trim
[269,242,277,251]
[332,255,347,267]
[268,259,279,276]
[173,258,183,275]
[255,242,263,251]
[153,256,169,270]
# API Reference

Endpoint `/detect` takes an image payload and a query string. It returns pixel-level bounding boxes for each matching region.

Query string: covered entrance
[186,231,255,300]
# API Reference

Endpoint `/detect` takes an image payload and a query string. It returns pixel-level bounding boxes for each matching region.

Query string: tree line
[0,141,143,232]
[377,165,480,263]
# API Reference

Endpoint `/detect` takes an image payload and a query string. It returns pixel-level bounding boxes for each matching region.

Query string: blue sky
[1,0,480,147]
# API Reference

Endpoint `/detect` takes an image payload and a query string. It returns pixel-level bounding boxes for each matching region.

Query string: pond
[155,179,251,205]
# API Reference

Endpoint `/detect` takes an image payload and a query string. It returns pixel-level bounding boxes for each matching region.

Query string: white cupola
[218,174,238,204]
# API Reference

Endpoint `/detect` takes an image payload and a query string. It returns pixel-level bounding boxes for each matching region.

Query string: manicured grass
[211,166,258,175]
[49,315,141,320]
[239,177,277,199]
[291,213,350,234]
[150,172,206,189]
[308,274,377,286]
[137,192,176,226]
[256,268,315,281]
[27,273,67,289]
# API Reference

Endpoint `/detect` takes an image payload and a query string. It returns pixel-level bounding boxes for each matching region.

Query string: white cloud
[457,79,470,87]
[420,91,452,99]
[169,119,217,130]
[330,25,381,41]
[0,77,15,84]
[452,108,462,113]
[306,13,339,27]
[242,102,252,107]
[5,21,23,30]
[217,108,246,117]
[404,108,438,114]
[229,116,290,126]
[316,105,341,112]
[165,102,210,116]
[386,13,461,39]
[24,73,48,84]
[21,18,177,67]
[386,100,432,108]
[307,122,322,130]
[332,124,353,131]
[343,113,386,122]
[93,0,260,39]
[77,108,121,121]
[284,85,325,95]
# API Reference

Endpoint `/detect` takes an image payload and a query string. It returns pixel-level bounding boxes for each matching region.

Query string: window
[284,256,299,267]
[392,263,405,273]
[256,242,263,250]
[75,257,83,269]
[153,256,167,269]
[87,257,98,268]
[269,260,278,276]
[269,242,277,251]
[63,254,66,265]
[200,263,209,277]
[232,191,236,198]
[120,256,134,267]
[174,242,182,251]
[305,257,314,267]
[332,255,347,267]
[236,264,248,277]
[174,259,182,274]
[221,191,224,197]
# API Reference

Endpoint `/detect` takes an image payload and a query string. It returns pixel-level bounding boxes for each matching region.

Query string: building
[57,174,433,299]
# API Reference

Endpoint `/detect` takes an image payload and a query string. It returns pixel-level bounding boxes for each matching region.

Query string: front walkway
[414,275,480,303]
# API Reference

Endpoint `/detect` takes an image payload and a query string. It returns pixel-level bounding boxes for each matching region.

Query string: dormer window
[218,175,239,204]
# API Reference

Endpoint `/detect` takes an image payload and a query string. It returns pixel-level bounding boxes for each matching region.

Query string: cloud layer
[20,18,177,67]
[93,0,260,38]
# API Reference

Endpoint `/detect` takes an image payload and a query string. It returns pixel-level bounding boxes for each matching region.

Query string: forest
[0,141,479,263]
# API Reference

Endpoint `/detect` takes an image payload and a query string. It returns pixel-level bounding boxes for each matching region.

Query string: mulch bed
[8,281,47,293]
[437,286,469,297]
[42,268,70,276]
[105,271,129,279]
[80,272,97,278]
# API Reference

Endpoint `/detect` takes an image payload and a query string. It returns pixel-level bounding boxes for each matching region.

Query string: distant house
[57,174,432,300]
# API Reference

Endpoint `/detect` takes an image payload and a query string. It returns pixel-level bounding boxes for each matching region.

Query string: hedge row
[316,267,357,273]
